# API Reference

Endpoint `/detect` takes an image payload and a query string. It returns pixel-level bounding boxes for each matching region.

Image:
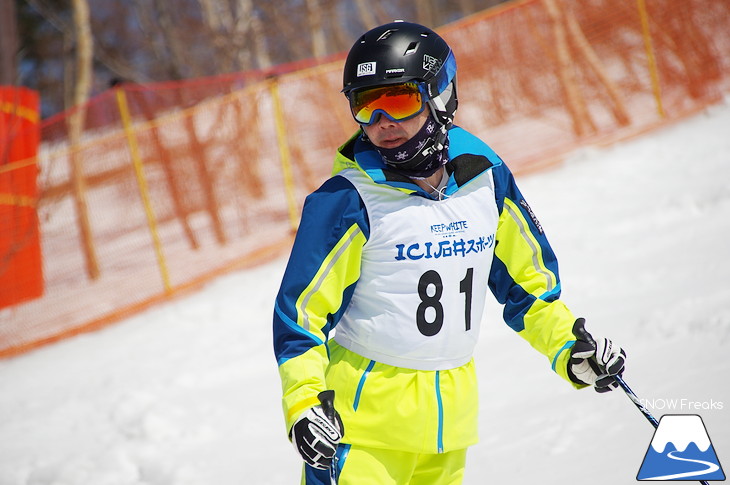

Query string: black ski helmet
[342,21,458,128]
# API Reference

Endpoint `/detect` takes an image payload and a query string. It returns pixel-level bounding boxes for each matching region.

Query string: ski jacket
[273,126,580,452]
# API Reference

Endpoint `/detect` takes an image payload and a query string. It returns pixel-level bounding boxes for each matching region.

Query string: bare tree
[68,0,100,279]
[456,0,477,17]
[19,0,517,117]
[322,0,351,53]
[0,0,19,85]
[197,0,235,72]
[306,0,327,59]
[70,0,93,113]
[416,0,436,28]
[197,0,263,72]
[153,0,202,79]
[246,2,271,70]
[354,0,378,31]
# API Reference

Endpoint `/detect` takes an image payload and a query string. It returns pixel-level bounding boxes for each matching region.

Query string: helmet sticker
[357,62,377,77]
[423,54,442,73]
[385,68,405,77]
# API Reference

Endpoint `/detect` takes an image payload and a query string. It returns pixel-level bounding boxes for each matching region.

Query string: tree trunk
[323,0,350,53]
[151,0,201,78]
[232,0,256,71]
[456,0,476,17]
[249,3,271,69]
[306,0,326,59]
[417,0,436,29]
[0,0,19,85]
[353,0,377,31]
[197,0,232,72]
[68,0,100,279]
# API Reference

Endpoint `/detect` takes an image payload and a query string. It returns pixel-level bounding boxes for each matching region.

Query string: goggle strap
[431,90,447,111]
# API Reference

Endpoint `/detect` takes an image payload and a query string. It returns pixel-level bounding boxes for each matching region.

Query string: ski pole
[614,375,711,485]
[572,321,711,484]
[318,390,338,485]
[613,375,659,428]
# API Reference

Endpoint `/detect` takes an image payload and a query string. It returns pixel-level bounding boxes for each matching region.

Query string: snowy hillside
[1,100,729,485]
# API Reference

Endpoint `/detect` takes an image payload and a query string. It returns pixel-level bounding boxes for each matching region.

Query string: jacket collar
[332,126,503,197]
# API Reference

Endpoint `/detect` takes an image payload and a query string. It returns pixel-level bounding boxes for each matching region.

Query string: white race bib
[334,169,499,370]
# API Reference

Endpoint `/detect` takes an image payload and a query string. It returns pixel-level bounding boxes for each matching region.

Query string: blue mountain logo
[637,414,725,481]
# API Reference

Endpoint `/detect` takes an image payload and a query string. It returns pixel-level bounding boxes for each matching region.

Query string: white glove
[290,391,343,470]
[569,318,626,392]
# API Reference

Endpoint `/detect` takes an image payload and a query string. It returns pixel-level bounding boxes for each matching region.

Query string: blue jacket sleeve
[488,163,579,385]
[273,175,370,430]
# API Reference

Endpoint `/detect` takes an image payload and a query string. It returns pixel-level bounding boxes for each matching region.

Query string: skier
[273,20,626,484]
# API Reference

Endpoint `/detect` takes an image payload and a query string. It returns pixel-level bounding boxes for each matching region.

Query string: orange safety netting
[1,0,728,357]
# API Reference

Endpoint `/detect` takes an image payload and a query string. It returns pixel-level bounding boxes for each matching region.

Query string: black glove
[290,390,344,470]
[569,318,626,392]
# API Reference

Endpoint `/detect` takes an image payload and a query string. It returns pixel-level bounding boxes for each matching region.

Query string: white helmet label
[423,54,441,73]
[357,62,376,77]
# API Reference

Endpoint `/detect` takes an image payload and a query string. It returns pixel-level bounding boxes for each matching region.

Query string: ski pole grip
[571,318,595,347]
[318,390,339,484]
[318,390,336,422]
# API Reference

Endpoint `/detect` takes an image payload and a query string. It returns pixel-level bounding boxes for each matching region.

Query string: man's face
[362,109,429,149]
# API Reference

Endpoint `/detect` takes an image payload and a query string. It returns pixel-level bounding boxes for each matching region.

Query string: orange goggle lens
[350,82,426,125]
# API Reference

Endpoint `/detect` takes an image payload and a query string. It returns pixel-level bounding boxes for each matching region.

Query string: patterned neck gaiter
[366,115,450,179]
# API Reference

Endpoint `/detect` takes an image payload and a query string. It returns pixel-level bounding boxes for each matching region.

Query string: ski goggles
[349,82,428,126]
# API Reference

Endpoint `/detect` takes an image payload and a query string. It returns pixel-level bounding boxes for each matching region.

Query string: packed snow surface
[1,100,729,484]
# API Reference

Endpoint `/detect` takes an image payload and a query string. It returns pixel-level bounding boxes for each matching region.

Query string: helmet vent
[404,42,419,56]
[377,29,397,41]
